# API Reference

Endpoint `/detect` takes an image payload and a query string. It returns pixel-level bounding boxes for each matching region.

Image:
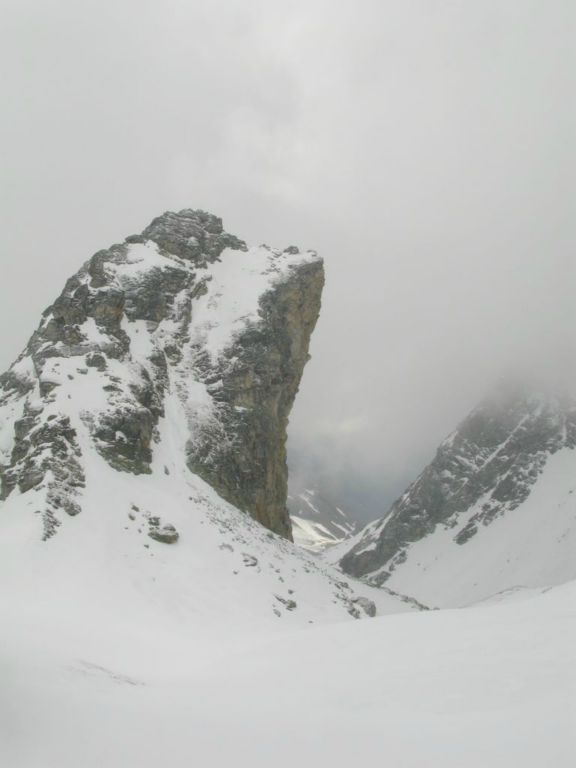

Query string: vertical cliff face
[186,259,324,538]
[0,209,324,539]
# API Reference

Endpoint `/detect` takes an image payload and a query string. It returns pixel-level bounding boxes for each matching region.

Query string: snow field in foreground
[2,580,575,768]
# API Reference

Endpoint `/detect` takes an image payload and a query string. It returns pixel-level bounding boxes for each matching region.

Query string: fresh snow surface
[0,376,417,765]
[2,570,576,767]
[191,244,318,362]
[291,514,336,550]
[0,389,408,632]
[288,488,357,553]
[378,446,576,607]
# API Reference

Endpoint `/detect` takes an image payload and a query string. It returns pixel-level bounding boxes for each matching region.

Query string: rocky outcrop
[148,517,179,544]
[340,382,576,583]
[186,259,324,539]
[0,209,323,540]
[140,209,246,263]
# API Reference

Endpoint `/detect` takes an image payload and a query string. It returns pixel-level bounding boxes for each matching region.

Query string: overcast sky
[1,0,574,519]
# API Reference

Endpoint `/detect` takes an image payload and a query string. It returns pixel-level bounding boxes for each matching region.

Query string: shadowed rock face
[340,382,576,582]
[186,260,324,539]
[0,209,324,539]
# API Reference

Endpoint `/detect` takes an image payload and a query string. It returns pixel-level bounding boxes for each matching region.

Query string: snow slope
[0,396,426,767]
[3,575,575,767]
[288,487,358,552]
[339,385,576,607]
[375,446,576,607]
[0,396,414,633]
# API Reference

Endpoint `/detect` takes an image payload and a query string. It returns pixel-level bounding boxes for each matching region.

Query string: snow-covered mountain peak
[0,209,421,644]
[0,209,323,541]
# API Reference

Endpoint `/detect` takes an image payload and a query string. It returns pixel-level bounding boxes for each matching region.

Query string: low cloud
[1,0,573,519]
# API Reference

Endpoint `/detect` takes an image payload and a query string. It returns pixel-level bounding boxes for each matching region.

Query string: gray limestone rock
[148,522,179,544]
[186,259,324,539]
[351,596,377,617]
[141,209,247,264]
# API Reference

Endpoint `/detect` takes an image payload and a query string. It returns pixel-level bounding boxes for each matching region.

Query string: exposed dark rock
[186,260,324,539]
[91,406,154,474]
[141,209,247,264]
[351,596,377,617]
[275,595,297,611]
[148,522,179,544]
[86,353,107,371]
[1,403,85,534]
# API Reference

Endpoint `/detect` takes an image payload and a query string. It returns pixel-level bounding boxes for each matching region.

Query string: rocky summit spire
[0,209,324,540]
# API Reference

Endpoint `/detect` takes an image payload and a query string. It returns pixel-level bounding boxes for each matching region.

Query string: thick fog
[1,1,574,520]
